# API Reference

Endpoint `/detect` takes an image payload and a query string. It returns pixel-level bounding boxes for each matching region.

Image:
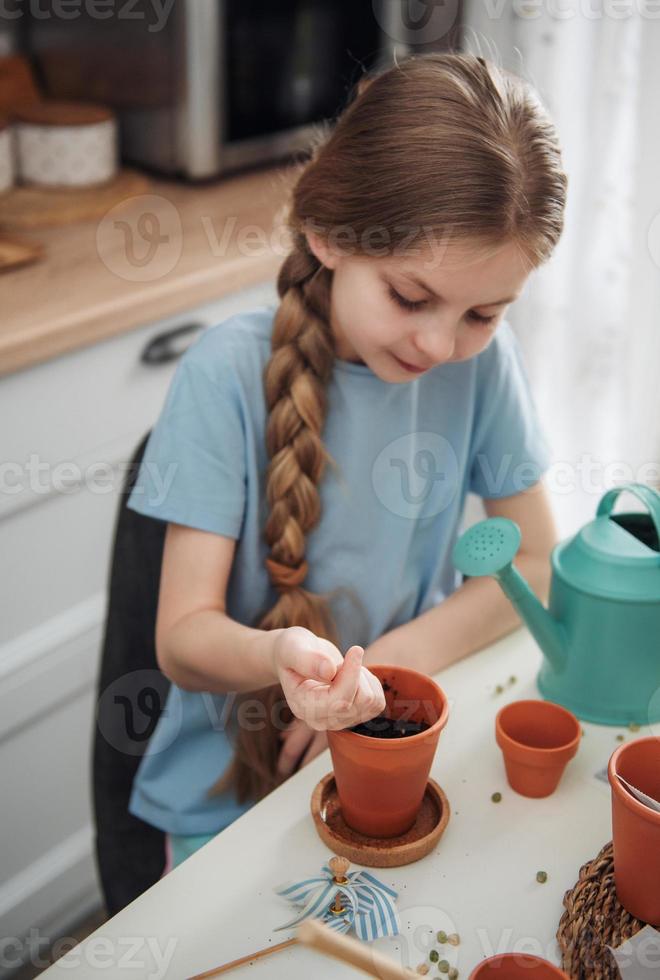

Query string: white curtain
[462,1,660,537]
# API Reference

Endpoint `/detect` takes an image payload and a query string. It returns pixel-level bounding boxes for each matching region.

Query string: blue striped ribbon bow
[274,863,401,940]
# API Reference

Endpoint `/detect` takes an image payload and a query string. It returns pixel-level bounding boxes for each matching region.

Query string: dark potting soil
[349,714,430,738]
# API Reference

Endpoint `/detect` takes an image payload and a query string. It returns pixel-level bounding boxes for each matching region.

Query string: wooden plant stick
[186,936,298,978]
[187,857,402,979]
[187,857,350,977]
[297,918,418,979]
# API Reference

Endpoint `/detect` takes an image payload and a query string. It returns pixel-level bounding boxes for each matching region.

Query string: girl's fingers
[283,645,387,733]
[348,667,386,726]
[328,646,364,711]
[363,668,386,713]
[281,639,339,683]
[276,718,315,777]
[356,666,374,704]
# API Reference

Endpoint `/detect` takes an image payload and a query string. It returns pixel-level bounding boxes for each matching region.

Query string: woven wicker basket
[557,841,646,979]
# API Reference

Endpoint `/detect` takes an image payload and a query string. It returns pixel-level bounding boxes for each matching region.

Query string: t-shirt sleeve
[126,339,247,538]
[468,322,553,499]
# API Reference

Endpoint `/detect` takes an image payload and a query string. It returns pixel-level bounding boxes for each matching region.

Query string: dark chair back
[92,432,170,915]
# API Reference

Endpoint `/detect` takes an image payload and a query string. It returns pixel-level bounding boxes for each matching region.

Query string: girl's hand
[271,627,385,732]
[277,717,328,777]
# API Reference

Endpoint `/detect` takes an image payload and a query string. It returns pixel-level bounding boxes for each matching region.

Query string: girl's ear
[304,228,340,271]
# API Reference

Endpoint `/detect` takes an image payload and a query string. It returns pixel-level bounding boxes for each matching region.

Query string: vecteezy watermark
[296,218,458,270]
[97,669,182,755]
[372,432,460,520]
[202,214,456,270]
[96,668,448,752]
[372,435,660,520]
[0,929,178,979]
[96,197,459,282]
[372,0,462,45]
[611,925,660,974]
[489,0,660,18]
[542,457,660,496]
[5,449,658,513]
[0,454,178,506]
[96,194,183,283]
[0,0,176,31]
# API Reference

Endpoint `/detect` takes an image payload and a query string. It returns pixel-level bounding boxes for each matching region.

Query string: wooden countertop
[0,163,299,377]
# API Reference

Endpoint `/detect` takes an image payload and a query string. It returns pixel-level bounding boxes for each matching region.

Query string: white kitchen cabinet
[0,280,278,973]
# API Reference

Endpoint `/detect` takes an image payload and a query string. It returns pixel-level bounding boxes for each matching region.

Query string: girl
[126,51,565,870]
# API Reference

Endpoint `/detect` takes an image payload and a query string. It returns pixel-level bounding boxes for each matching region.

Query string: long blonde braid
[210,232,341,803]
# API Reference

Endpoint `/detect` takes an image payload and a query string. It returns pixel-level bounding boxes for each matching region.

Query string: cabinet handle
[140,322,205,365]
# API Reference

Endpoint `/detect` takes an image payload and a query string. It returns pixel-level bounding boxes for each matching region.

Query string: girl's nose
[412,323,456,365]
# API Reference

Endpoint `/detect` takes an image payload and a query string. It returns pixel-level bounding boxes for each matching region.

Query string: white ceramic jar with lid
[13,100,118,188]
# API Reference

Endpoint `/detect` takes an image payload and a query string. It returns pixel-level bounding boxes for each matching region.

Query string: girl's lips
[392,354,430,374]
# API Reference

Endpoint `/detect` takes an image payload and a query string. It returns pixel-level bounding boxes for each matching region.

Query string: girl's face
[306,233,533,382]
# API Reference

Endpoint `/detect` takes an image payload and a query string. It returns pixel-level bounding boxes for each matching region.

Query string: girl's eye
[467,311,497,325]
[388,285,427,312]
[388,284,499,324]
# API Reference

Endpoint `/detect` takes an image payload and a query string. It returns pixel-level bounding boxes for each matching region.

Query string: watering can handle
[596,482,660,542]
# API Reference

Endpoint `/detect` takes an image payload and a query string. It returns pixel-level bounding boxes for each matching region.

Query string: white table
[45,628,632,979]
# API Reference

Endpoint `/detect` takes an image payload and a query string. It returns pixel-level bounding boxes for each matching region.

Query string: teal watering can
[452,482,660,726]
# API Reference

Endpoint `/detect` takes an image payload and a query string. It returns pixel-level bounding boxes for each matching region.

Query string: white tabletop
[45,627,635,979]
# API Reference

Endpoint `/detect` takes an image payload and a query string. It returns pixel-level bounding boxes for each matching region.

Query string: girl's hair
[210,50,568,804]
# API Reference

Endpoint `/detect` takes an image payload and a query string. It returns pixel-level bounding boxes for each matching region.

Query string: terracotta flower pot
[469,954,568,978]
[326,664,449,838]
[495,700,581,798]
[608,735,660,925]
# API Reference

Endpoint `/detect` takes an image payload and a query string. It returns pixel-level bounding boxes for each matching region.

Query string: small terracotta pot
[495,700,581,798]
[608,735,660,925]
[326,664,449,838]
[469,953,568,977]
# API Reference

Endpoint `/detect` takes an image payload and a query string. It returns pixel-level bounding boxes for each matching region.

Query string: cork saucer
[310,772,450,868]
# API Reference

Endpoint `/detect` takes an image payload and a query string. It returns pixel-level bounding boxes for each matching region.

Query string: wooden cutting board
[0,168,150,230]
[0,235,43,273]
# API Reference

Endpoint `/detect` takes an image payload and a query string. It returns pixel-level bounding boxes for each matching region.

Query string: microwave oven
[25,0,462,180]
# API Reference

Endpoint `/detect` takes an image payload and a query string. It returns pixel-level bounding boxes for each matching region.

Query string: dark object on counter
[349,715,431,739]
[92,431,168,916]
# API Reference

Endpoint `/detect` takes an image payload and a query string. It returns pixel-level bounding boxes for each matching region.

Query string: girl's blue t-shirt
[125,304,552,835]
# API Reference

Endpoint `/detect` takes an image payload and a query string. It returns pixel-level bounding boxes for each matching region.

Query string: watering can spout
[496,562,567,672]
[452,517,567,672]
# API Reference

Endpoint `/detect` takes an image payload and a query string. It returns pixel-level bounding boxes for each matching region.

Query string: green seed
[536,870,548,883]
[629,723,640,732]
[448,933,460,946]
[448,970,459,980]
[491,792,502,803]
[495,684,504,695]
[436,931,448,944]
[616,734,625,742]
[429,950,439,963]
[438,962,450,975]
[509,675,517,685]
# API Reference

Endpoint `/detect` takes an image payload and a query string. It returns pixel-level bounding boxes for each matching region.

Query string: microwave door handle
[178,0,222,178]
